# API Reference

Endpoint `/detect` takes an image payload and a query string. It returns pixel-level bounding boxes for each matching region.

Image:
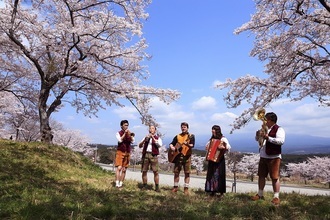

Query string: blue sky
[52,0,330,149]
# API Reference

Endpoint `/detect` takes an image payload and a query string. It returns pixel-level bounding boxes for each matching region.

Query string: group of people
[114,111,285,205]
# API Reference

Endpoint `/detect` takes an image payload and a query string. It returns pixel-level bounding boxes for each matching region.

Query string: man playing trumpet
[115,119,135,189]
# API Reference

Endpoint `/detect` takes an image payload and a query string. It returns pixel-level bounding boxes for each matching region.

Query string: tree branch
[319,0,330,13]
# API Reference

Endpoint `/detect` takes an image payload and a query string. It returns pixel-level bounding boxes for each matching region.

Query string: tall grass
[0,139,329,220]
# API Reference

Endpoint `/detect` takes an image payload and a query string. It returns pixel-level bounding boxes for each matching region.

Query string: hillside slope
[1,139,329,220]
[0,139,114,219]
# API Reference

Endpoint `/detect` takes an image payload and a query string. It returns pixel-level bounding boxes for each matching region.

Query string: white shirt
[116,131,135,143]
[139,136,162,152]
[259,125,285,159]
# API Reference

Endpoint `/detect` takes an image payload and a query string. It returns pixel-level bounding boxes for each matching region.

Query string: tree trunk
[39,109,53,144]
[39,85,53,144]
[15,128,19,141]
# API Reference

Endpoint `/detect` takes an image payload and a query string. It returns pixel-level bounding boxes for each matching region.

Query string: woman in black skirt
[205,125,231,197]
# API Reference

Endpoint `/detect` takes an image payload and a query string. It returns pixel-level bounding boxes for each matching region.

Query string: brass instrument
[126,130,135,138]
[253,108,268,149]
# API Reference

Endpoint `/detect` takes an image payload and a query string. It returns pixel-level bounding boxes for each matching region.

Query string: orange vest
[177,133,192,156]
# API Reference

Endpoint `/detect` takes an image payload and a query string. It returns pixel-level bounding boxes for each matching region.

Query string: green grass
[0,139,329,220]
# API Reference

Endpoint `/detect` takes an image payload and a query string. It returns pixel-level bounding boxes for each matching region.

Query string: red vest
[117,130,133,153]
[141,136,160,156]
[265,124,282,155]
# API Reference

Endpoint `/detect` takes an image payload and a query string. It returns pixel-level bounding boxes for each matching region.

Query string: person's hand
[170,145,175,151]
[263,133,269,140]
[218,141,226,150]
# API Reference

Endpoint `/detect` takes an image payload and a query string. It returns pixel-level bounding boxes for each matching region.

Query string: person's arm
[221,137,231,151]
[115,132,122,143]
[139,137,147,148]
[169,136,178,151]
[153,136,162,148]
[205,140,210,151]
[268,127,285,145]
[255,130,260,141]
[187,134,195,148]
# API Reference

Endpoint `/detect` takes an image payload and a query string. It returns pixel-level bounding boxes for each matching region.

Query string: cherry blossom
[236,153,259,182]
[215,0,330,133]
[286,156,330,185]
[0,0,180,143]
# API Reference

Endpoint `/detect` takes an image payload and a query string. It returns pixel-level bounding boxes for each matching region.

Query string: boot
[141,183,147,191]
[171,186,178,193]
[184,187,189,195]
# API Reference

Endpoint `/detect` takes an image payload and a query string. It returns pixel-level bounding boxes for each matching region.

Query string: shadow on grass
[1,141,329,220]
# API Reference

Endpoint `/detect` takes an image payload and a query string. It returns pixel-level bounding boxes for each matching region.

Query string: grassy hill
[0,139,329,220]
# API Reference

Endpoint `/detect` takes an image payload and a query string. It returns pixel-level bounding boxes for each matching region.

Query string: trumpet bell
[253,108,266,121]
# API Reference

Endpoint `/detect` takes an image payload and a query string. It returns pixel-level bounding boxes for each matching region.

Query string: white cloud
[192,96,217,111]
[113,106,139,120]
[210,112,237,121]
[54,95,330,146]
[274,102,330,138]
[212,80,223,87]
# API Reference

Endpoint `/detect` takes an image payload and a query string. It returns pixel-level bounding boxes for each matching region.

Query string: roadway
[99,163,330,196]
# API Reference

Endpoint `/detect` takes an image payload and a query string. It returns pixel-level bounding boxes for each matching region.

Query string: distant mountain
[162,134,330,155]
[282,134,330,154]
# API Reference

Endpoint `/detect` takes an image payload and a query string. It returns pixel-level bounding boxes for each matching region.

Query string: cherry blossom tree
[158,145,169,165]
[191,154,205,175]
[306,156,330,185]
[1,92,93,156]
[286,161,315,184]
[226,151,242,175]
[237,153,259,182]
[130,145,142,171]
[0,0,180,143]
[0,92,39,141]
[286,156,330,186]
[0,92,17,138]
[215,0,330,132]
[226,151,243,192]
[52,120,92,156]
